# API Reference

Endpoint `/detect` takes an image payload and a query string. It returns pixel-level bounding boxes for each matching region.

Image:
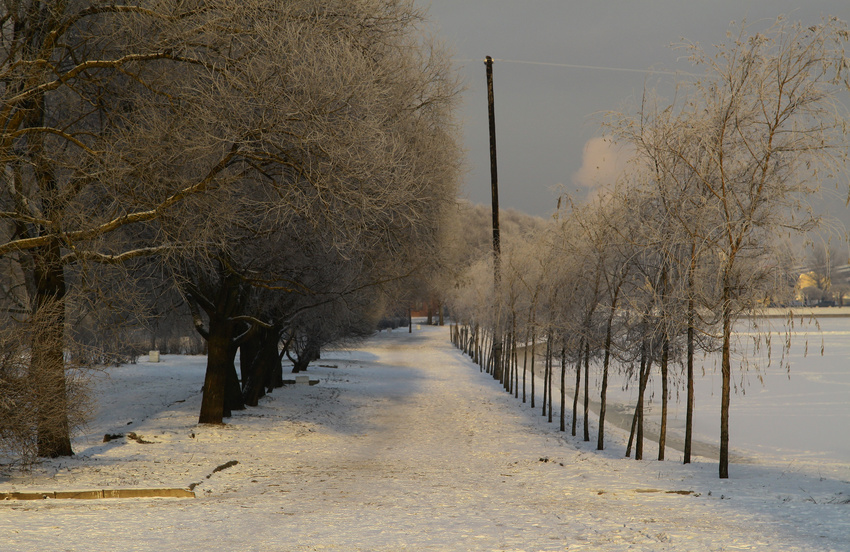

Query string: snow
[1,325,848,551]
[587,315,850,470]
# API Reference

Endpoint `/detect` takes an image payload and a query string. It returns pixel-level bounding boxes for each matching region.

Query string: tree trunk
[626,342,648,459]
[559,347,566,432]
[521,327,529,404]
[583,339,590,442]
[484,330,492,373]
[685,316,695,464]
[542,334,549,417]
[473,327,477,359]
[224,346,244,416]
[529,325,536,409]
[262,331,282,390]
[625,370,638,457]
[271,348,286,389]
[240,333,261,392]
[635,356,652,461]
[199,318,234,424]
[597,287,619,451]
[32,243,73,458]
[492,333,502,382]
[571,337,582,437]
[511,331,525,399]
[684,244,696,464]
[483,330,490,373]
[720,298,732,479]
[658,339,669,461]
[547,335,553,423]
[243,327,279,407]
[504,334,509,391]
[504,331,512,393]
[29,85,73,458]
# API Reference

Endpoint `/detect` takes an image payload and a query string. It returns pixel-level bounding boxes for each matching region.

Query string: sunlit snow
[1,324,847,551]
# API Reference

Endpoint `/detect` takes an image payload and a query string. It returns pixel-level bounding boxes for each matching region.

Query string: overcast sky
[425,1,849,220]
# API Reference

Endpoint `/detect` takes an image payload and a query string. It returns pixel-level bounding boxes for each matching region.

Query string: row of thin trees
[450,17,850,479]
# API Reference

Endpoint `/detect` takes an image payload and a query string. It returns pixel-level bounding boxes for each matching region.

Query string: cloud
[572,136,631,191]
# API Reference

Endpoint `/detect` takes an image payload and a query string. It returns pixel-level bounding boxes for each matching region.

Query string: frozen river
[573,313,850,468]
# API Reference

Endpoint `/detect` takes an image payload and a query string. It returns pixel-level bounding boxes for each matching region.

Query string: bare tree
[0,0,227,456]
[612,17,848,477]
[0,0,461,455]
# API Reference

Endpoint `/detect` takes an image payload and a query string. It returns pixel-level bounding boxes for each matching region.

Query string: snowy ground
[569,314,850,471]
[1,325,848,551]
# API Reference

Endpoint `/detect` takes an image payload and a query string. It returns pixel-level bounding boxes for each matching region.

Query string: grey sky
[425,1,849,219]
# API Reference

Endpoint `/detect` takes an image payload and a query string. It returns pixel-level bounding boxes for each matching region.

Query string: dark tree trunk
[189,267,251,424]
[685,245,696,464]
[240,341,263,407]
[240,333,260,392]
[597,288,619,451]
[482,330,489,373]
[511,326,519,399]
[583,339,590,442]
[529,325,536,409]
[547,335,553,423]
[32,241,73,458]
[473,324,480,366]
[504,332,511,393]
[521,328,529,404]
[28,86,73,458]
[291,339,320,373]
[504,333,511,391]
[625,369,638,457]
[263,330,282,388]
[658,339,669,461]
[224,345,244,416]
[542,335,549,417]
[483,330,491,374]
[243,328,280,406]
[635,356,652,461]
[597,338,610,450]
[685,313,695,464]
[199,318,234,424]
[270,348,286,389]
[559,347,566,432]
[626,343,649,459]
[598,343,610,451]
[720,295,732,479]
[572,337,583,437]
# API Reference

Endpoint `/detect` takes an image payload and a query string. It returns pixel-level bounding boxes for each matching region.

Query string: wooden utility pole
[485,56,501,285]
[485,55,503,382]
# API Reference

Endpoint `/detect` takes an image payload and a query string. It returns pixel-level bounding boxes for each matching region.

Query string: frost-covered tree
[610,17,849,477]
[0,0,461,454]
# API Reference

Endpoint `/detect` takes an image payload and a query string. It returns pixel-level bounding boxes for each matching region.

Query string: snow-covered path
[1,326,847,551]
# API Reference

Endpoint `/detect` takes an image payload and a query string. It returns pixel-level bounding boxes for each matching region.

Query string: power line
[454,57,703,78]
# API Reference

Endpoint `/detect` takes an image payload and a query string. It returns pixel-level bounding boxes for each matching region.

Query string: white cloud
[571,136,631,191]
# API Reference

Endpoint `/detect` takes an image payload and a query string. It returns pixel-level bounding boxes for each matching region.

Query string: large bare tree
[0,0,460,456]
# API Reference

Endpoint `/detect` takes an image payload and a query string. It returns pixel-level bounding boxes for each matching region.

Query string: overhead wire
[453,57,703,78]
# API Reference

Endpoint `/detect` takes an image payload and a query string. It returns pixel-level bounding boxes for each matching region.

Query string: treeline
[0,0,461,463]
[448,17,850,479]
